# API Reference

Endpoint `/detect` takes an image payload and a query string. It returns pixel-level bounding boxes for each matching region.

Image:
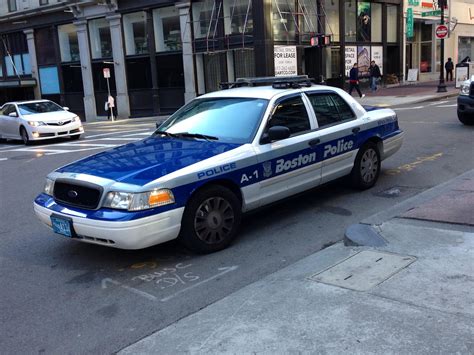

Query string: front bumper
[34,201,184,250]
[28,123,83,141]
[457,95,474,115]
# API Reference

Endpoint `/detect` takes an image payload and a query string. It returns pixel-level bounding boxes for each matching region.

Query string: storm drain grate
[309,250,416,291]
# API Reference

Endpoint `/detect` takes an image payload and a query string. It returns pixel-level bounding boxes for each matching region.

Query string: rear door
[304,92,361,183]
[253,94,322,206]
[1,105,20,138]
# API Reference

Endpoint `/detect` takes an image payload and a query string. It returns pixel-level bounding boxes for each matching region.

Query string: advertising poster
[357,46,371,76]
[455,66,468,88]
[39,66,60,95]
[371,46,383,75]
[357,2,371,42]
[345,46,357,76]
[274,46,298,76]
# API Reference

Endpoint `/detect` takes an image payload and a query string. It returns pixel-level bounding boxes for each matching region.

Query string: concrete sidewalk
[120,170,474,354]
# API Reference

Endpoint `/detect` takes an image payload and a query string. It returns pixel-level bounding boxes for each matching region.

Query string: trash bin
[455,58,474,88]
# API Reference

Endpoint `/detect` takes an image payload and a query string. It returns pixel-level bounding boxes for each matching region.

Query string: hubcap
[360,148,379,183]
[194,197,235,244]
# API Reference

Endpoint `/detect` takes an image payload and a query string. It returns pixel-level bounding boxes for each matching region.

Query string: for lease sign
[274,46,298,76]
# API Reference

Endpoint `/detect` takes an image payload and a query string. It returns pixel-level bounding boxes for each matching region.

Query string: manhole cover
[309,250,416,291]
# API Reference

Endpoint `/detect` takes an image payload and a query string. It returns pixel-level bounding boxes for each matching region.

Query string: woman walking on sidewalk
[348,63,365,98]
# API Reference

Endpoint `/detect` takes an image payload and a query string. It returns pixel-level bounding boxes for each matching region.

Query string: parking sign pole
[437,0,447,93]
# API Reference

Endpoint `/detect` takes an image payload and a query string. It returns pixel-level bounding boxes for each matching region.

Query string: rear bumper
[382,131,404,160]
[34,202,184,249]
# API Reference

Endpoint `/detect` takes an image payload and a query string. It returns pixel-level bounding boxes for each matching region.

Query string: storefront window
[345,0,356,42]
[58,24,79,62]
[324,46,340,79]
[234,49,255,78]
[89,18,112,59]
[458,37,474,63]
[204,53,226,92]
[124,12,148,55]
[386,5,397,43]
[299,0,318,34]
[420,43,431,73]
[192,1,215,40]
[127,57,152,89]
[157,54,184,88]
[371,3,382,43]
[223,0,253,35]
[324,0,339,42]
[153,7,182,52]
[5,57,15,76]
[273,0,297,42]
[418,23,432,73]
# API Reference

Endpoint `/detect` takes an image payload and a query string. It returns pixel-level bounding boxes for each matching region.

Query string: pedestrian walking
[348,63,365,98]
[369,60,381,92]
[445,58,454,82]
[105,95,115,120]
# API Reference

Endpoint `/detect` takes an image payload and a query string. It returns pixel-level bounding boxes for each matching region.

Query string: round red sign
[435,25,448,39]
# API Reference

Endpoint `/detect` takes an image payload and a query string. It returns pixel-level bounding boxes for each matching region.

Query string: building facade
[1,0,405,121]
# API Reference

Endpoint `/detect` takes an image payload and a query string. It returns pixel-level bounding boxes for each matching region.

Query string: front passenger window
[267,96,311,136]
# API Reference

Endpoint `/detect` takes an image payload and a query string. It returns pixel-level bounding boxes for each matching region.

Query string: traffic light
[310,35,331,47]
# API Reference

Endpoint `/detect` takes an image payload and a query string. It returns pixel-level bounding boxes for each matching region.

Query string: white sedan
[0,100,84,144]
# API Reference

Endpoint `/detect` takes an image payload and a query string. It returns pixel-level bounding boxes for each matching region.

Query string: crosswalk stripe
[44,146,118,155]
[85,129,151,139]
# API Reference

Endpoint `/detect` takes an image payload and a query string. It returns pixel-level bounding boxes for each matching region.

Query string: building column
[252,0,274,76]
[23,29,41,99]
[74,20,97,121]
[107,14,130,118]
[177,2,196,103]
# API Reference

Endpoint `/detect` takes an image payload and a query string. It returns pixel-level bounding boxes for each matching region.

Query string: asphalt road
[0,98,472,353]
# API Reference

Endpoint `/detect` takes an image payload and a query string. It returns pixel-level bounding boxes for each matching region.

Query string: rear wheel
[20,127,31,145]
[350,142,381,190]
[179,185,241,253]
[458,111,473,125]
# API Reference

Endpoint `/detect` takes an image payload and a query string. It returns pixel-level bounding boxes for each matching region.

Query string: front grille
[53,179,103,209]
[47,120,72,126]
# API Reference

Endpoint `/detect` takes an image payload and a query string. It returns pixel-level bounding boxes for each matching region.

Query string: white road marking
[101,278,158,301]
[85,129,151,139]
[160,266,239,302]
[120,132,153,137]
[44,146,118,155]
[0,157,7,161]
[393,106,424,111]
[95,137,142,141]
[435,104,457,108]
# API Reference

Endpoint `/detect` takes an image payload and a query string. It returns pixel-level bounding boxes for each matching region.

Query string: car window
[158,98,268,144]
[17,101,64,115]
[267,96,311,135]
[2,105,15,116]
[306,93,356,128]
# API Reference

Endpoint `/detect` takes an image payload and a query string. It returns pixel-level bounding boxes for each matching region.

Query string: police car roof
[200,85,332,101]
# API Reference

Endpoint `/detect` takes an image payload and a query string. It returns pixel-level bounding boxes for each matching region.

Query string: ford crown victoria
[34,77,404,253]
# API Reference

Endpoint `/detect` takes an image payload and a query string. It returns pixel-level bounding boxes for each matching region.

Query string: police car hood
[56,137,241,185]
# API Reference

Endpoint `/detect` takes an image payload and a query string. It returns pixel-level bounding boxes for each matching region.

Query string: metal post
[437,1,447,93]
[106,77,114,121]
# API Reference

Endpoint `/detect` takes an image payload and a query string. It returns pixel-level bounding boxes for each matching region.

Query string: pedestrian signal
[310,35,331,47]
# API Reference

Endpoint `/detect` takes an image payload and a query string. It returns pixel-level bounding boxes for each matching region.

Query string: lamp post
[437,0,447,93]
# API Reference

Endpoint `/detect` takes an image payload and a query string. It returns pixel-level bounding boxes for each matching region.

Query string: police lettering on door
[323,139,354,158]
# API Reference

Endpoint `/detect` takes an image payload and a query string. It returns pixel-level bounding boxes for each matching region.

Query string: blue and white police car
[34,76,403,253]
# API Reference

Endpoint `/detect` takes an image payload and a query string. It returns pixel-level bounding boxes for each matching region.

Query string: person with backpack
[445,58,454,82]
[348,63,365,98]
[369,60,382,92]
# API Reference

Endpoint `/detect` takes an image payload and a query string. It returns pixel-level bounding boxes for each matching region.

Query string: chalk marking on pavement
[160,266,239,302]
[385,152,443,175]
[101,278,158,301]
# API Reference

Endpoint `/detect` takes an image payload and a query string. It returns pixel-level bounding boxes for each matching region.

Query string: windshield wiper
[153,130,178,138]
[173,132,219,141]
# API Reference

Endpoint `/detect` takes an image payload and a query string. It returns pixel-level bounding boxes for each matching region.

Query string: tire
[457,111,474,126]
[70,134,81,140]
[179,185,242,253]
[350,142,381,190]
[20,127,31,145]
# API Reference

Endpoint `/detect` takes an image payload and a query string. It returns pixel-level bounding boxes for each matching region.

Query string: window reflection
[58,24,80,62]
[89,18,112,59]
[273,0,297,42]
[153,7,182,52]
[223,0,253,35]
[124,12,148,55]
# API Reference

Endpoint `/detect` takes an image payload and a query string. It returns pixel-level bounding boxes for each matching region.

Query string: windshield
[18,101,64,115]
[157,98,268,144]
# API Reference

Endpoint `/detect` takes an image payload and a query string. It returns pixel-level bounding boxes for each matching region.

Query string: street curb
[344,223,388,247]
[361,169,474,226]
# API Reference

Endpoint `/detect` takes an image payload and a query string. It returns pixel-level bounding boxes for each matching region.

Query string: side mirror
[63,107,70,111]
[261,125,291,144]
[8,112,18,117]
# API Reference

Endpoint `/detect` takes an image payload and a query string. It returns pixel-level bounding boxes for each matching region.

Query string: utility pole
[437,0,447,92]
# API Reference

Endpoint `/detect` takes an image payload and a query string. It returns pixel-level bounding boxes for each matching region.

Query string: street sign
[103,68,110,78]
[408,0,419,5]
[406,8,414,38]
[435,24,448,39]
[422,10,441,16]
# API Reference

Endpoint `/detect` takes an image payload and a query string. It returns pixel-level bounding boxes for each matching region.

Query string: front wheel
[350,142,381,190]
[179,185,242,253]
[20,127,31,145]
[458,111,473,125]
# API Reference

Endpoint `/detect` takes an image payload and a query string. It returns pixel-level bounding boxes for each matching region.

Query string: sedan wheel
[20,127,31,145]
[351,142,381,190]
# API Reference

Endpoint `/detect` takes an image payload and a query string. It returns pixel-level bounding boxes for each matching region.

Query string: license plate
[51,215,73,238]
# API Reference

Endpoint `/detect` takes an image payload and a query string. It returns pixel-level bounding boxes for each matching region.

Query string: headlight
[460,84,470,96]
[28,121,46,127]
[103,189,175,211]
[72,116,81,123]
[44,178,55,196]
